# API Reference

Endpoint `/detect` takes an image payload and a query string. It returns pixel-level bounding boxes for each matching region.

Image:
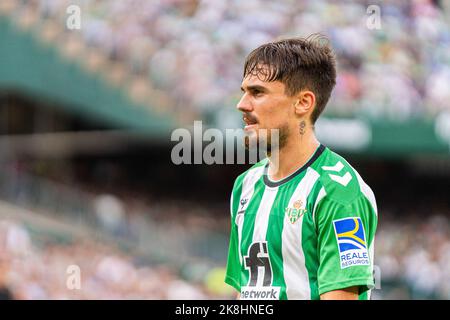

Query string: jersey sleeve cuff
[318,278,375,296]
[224,275,241,292]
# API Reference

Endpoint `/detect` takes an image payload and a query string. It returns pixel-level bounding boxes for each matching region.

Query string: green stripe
[226,165,263,291]
[240,178,265,287]
[231,173,246,221]
[225,172,247,291]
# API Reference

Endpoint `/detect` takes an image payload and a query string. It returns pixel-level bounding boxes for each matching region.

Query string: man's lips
[243,115,258,126]
[243,115,258,132]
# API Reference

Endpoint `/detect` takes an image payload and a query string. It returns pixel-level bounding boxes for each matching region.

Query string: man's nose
[237,94,253,112]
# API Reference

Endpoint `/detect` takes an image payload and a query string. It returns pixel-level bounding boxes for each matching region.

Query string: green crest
[285,208,307,224]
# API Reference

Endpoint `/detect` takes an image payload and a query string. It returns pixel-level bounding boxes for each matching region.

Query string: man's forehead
[241,75,284,91]
[241,75,265,87]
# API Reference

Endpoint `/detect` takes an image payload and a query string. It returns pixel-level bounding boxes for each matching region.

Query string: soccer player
[225,36,378,300]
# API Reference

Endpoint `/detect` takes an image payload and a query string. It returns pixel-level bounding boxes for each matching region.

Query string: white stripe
[251,186,278,287]
[252,187,278,242]
[351,166,378,216]
[236,166,265,264]
[312,186,326,228]
[230,192,234,217]
[349,164,377,299]
[282,168,320,299]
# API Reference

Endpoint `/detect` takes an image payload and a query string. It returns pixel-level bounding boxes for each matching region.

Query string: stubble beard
[244,124,290,157]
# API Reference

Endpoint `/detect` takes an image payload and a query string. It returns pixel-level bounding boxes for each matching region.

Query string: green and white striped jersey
[225,144,378,300]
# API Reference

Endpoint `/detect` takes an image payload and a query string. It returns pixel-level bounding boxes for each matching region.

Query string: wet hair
[243,34,337,124]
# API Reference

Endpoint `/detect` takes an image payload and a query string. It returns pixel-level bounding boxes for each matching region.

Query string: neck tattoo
[299,120,306,136]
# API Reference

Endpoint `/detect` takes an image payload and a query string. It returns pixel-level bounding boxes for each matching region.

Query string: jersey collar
[263,144,326,188]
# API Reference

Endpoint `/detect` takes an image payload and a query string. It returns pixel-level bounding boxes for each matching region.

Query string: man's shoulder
[232,159,268,190]
[312,147,373,205]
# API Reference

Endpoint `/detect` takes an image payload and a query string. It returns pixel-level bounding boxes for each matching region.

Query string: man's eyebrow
[240,85,268,92]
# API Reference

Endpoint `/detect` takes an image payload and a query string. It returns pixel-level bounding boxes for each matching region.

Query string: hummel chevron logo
[329,172,352,186]
[322,161,353,187]
[321,161,344,172]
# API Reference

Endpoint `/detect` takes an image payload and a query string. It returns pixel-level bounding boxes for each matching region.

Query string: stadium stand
[3,0,449,120]
[0,0,449,300]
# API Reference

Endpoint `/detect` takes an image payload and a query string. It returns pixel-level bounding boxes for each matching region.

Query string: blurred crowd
[1,208,449,300]
[375,211,450,299]
[0,160,234,300]
[4,0,450,121]
[1,159,449,299]
[0,218,232,299]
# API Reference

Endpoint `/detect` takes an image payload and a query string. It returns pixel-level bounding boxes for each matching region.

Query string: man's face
[237,74,295,150]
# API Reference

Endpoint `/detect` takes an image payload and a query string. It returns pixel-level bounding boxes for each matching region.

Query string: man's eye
[252,90,262,96]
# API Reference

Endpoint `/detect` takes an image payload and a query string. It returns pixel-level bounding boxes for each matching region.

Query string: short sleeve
[315,194,377,296]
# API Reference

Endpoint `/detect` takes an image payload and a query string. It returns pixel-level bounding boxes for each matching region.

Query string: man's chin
[244,124,259,132]
[244,135,253,150]
[244,134,258,150]
[243,125,287,154]
[244,135,271,151]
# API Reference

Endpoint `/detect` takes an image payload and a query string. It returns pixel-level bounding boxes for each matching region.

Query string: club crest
[285,199,307,224]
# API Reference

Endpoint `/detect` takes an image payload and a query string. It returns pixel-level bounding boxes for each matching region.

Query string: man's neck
[267,131,320,182]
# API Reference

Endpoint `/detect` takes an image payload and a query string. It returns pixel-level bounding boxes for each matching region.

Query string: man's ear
[294,90,316,116]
